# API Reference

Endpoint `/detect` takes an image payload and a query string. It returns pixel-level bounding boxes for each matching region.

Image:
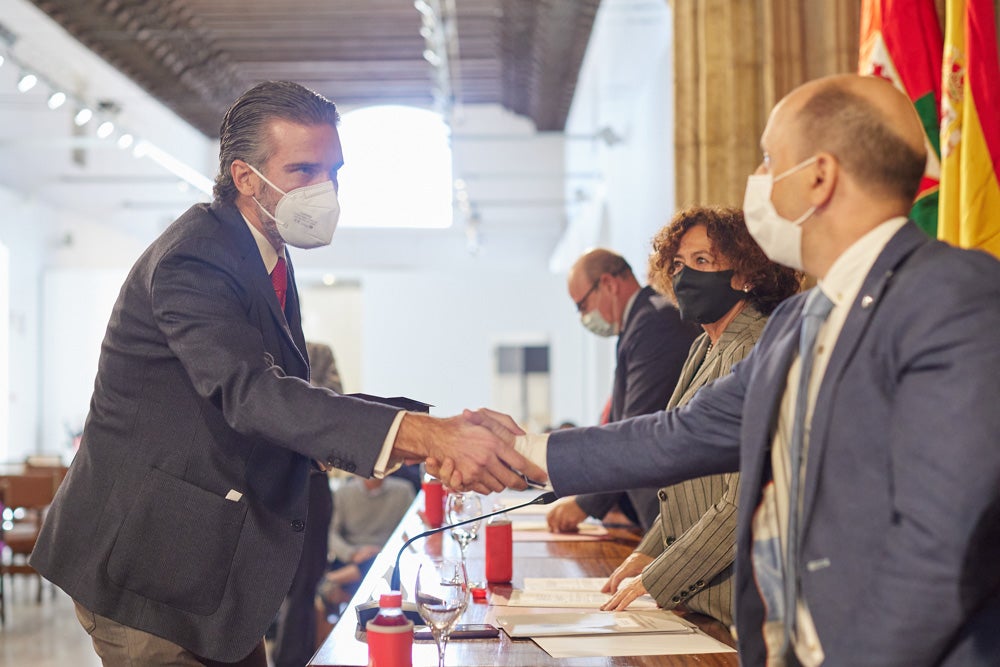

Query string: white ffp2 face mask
[581,309,618,338]
[742,156,818,271]
[248,164,340,249]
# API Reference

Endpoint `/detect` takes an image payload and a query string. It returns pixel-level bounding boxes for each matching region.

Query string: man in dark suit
[450,74,1000,665]
[30,81,543,667]
[546,249,697,532]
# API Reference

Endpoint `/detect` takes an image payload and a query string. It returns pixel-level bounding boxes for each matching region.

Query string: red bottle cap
[380,592,403,607]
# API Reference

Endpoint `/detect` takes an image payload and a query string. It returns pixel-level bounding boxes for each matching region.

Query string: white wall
[560,0,675,273]
[355,268,598,427]
[0,188,47,461]
[550,0,675,419]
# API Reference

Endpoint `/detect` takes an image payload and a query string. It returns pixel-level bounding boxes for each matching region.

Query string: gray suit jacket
[548,222,1000,666]
[31,201,399,662]
[576,285,698,528]
[637,305,766,626]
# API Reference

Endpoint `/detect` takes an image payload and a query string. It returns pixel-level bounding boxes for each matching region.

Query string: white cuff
[373,410,406,478]
[514,432,550,476]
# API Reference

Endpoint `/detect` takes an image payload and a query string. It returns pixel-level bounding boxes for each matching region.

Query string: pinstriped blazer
[637,305,767,626]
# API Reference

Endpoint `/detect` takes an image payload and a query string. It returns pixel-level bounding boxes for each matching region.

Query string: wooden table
[309,490,738,666]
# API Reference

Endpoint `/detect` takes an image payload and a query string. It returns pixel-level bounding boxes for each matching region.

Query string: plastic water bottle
[366,591,413,667]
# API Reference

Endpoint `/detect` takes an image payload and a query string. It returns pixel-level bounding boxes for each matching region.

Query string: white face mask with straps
[247,164,340,249]
[742,155,818,271]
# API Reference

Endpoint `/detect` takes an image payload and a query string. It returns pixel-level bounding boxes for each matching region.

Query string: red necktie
[271,256,287,310]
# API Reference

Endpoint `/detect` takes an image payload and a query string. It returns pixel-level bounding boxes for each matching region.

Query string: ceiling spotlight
[414,0,434,17]
[17,72,37,93]
[97,121,115,138]
[74,107,93,126]
[322,274,337,286]
[423,49,441,67]
[47,91,66,110]
[0,54,5,68]
[117,133,134,149]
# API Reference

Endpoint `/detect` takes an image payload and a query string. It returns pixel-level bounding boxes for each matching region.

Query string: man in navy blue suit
[441,74,1000,666]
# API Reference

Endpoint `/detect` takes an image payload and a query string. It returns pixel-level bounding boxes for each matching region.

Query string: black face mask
[671,267,745,324]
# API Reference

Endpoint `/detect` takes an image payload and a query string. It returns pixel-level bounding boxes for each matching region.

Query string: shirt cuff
[514,432,550,477]
[373,410,406,478]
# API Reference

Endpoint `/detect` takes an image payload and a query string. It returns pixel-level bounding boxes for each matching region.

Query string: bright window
[337,105,453,228]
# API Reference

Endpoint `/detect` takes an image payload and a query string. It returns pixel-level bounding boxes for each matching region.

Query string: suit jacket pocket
[107,467,248,616]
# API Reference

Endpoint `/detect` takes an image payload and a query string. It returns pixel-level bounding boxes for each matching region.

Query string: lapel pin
[861,295,874,309]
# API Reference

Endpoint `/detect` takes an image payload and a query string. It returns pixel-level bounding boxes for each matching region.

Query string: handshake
[391,408,548,495]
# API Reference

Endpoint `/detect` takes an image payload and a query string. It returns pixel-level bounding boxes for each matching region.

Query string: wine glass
[446,492,482,564]
[415,558,469,667]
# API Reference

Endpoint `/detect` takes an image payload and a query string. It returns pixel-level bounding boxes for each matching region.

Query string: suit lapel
[800,223,929,525]
[210,200,308,380]
[282,253,308,374]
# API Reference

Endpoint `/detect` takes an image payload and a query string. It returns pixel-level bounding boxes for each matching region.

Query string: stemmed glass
[415,557,469,667]
[446,492,482,564]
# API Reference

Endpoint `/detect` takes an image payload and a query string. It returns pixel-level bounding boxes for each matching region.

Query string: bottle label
[366,620,413,667]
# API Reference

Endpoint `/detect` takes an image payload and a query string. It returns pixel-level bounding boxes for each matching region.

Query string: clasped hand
[401,408,546,495]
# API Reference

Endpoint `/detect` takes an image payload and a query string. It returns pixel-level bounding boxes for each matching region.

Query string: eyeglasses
[574,279,601,313]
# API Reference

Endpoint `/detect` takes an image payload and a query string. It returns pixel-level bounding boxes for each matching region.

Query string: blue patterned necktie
[783,288,835,655]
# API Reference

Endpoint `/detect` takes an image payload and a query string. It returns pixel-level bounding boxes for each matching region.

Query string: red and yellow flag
[859,0,943,237]
[939,0,1000,258]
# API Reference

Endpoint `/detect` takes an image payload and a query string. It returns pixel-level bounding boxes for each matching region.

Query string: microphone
[356,491,558,629]
[390,490,557,591]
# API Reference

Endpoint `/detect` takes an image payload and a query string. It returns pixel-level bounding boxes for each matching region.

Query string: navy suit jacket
[549,222,1000,665]
[31,201,399,661]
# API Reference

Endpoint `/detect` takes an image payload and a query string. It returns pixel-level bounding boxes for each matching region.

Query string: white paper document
[503,576,659,609]
[495,609,695,638]
[533,631,737,658]
[523,577,612,591]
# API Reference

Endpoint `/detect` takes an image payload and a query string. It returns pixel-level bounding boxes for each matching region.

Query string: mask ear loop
[773,155,819,183]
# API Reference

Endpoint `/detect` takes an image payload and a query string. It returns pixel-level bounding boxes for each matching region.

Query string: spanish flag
[939,0,1000,258]
[859,0,943,237]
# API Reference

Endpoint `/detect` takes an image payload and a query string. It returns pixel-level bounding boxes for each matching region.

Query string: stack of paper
[491,577,737,659]
[497,576,659,609]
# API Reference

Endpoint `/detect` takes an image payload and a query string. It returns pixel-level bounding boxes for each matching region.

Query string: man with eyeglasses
[546,248,698,533]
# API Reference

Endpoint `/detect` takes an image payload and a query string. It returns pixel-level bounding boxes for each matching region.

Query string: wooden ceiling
[28,0,601,137]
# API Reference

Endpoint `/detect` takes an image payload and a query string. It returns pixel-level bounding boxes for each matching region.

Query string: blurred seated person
[600,206,800,627]
[318,475,414,611]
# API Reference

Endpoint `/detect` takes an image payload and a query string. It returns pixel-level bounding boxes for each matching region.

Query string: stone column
[670,0,861,209]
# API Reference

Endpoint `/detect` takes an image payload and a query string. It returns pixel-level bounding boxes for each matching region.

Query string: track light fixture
[47,91,66,110]
[17,72,37,92]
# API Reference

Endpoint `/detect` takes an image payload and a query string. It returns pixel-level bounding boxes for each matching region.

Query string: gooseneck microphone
[389,490,558,591]
[357,491,559,629]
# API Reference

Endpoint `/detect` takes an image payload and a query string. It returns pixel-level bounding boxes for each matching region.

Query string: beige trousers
[74,601,267,667]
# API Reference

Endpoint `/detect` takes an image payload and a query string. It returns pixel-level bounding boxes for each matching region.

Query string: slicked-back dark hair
[795,86,925,205]
[213,81,340,203]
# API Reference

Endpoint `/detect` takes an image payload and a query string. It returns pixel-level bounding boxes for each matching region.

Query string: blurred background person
[317,475,414,616]
[547,249,698,533]
[600,206,800,628]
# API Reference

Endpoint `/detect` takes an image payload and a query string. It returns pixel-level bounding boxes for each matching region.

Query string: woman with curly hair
[600,205,800,629]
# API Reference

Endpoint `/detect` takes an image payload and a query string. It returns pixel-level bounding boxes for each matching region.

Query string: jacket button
[671,595,681,603]
[345,462,356,473]
[696,580,705,588]
[658,490,668,501]
[679,590,688,598]
[665,536,675,546]
[291,519,305,532]
[689,584,698,592]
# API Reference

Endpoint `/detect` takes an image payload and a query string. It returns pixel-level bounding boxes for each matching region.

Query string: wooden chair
[0,472,61,624]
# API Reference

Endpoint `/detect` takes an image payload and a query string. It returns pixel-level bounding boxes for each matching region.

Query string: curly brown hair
[648,206,802,315]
